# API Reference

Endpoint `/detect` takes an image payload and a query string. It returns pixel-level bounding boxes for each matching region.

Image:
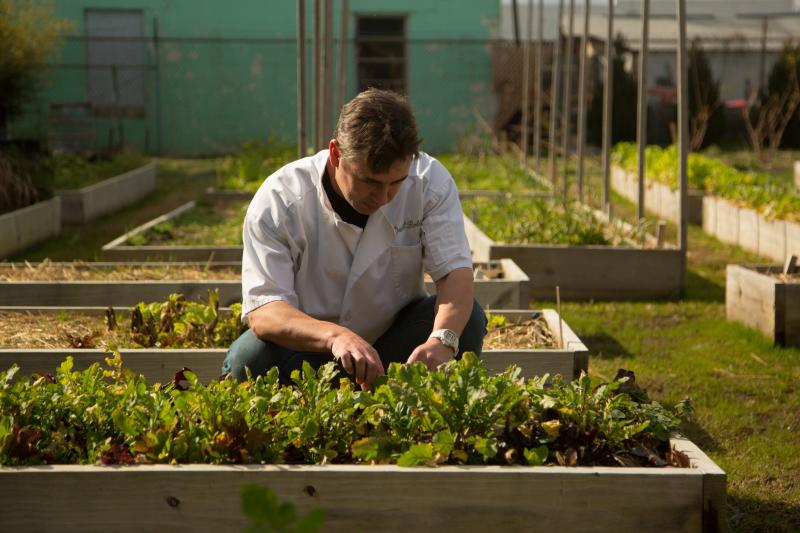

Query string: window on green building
[85,9,146,117]
[356,16,406,94]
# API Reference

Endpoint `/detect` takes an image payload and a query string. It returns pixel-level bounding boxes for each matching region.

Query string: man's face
[329,141,411,215]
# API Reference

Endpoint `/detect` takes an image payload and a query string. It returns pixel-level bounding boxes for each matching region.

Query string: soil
[1,313,557,350]
[0,260,240,281]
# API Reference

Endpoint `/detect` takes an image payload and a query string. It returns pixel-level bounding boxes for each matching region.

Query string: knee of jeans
[222,329,274,381]
[459,299,488,356]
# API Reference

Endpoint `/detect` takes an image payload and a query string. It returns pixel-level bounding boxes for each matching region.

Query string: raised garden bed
[611,166,703,225]
[0,260,528,308]
[726,264,800,348]
[462,202,684,301]
[57,162,156,224]
[0,353,724,532]
[703,196,800,262]
[102,201,245,262]
[794,160,799,190]
[0,308,587,382]
[0,198,62,259]
[0,435,724,532]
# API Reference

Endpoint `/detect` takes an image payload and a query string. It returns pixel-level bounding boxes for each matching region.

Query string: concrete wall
[10,0,498,156]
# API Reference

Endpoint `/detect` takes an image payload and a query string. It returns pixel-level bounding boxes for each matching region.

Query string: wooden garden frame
[704,197,800,263]
[726,264,800,348]
[611,166,703,225]
[0,260,529,309]
[463,214,684,301]
[57,162,157,224]
[0,198,62,259]
[0,435,725,532]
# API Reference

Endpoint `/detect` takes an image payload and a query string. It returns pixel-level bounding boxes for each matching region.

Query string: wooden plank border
[0,436,725,532]
[0,198,62,259]
[463,215,684,300]
[611,166,703,225]
[0,309,587,382]
[703,196,800,263]
[0,261,529,309]
[57,162,157,224]
[725,264,800,348]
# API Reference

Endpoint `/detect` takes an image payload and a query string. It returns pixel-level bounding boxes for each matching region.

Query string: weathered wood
[464,215,683,301]
[0,436,724,533]
[758,217,786,261]
[610,166,702,225]
[57,163,156,224]
[787,221,800,258]
[0,261,528,309]
[702,196,717,237]
[726,264,800,348]
[785,282,800,348]
[0,198,62,259]
[714,199,739,247]
[784,255,798,275]
[737,207,759,253]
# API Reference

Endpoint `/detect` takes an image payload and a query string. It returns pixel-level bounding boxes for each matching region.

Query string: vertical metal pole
[561,0,575,201]
[153,17,162,156]
[111,65,123,149]
[312,0,321,151]
[533,0,544,171]
[677,0,689,289]
[601,0,614,218]
[636,0,650,223]
[297,0,307,158]
[549,0,564,187]
[759,17,768,92]
[512,0,520,46]
[521,0,533,164]
[336,0,349,115]
[576,0,590,202]
[323,0,334,142]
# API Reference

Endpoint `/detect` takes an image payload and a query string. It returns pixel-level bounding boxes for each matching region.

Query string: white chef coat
[241,149,472,344]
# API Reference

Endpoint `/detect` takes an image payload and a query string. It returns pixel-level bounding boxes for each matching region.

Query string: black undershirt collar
[322,166,369,229]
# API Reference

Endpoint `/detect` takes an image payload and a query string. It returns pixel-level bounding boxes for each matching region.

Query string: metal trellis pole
[336,0,349,116]
[561,0,575,201]
[533,0,544,171]
[521,0,533,165]
[297,0,307,158]
[549,0,565,187]
[576,0,590,202]
[677,0,689,289]
[312,0,321,152]
[636,0,650,223]
[601,0,614,218]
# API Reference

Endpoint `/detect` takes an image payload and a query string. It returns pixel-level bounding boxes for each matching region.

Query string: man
[222,88,486,390]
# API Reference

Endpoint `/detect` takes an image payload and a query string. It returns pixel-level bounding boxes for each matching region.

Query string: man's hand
[406,337,455,371]
[328,329,385,390]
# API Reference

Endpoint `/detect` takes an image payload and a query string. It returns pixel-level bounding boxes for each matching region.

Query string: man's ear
[328,139,341,167]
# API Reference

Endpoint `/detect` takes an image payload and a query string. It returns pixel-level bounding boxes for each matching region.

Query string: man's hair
[334,88,422,173]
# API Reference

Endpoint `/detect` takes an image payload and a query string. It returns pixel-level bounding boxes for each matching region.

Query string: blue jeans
[221,295,488,383]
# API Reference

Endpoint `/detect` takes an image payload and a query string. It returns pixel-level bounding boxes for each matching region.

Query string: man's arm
[248,301,384,389]
[407,267,474,370]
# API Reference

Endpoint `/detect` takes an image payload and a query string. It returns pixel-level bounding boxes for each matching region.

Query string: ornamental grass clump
[0,354,690,468]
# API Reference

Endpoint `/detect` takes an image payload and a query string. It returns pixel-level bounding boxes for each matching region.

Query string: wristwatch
[429,329,459,355]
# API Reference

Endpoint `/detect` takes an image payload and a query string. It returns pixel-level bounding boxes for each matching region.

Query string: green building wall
[13,0,499,156]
